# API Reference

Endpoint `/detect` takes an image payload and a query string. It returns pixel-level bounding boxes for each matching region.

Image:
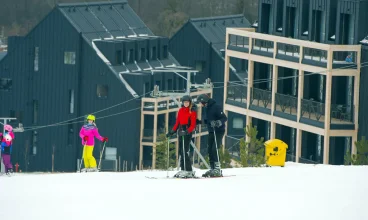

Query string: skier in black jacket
[197,94,227,177]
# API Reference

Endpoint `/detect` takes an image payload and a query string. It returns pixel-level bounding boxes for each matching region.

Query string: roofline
[57,0,127,7]
[189,14,245,22]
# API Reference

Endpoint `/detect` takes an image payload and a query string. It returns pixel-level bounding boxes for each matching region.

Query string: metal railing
[252,39,274,53]
[303,48,328,62]
[250,88,272,109]
[275,93,298,115]
[330,104,354,123]
[228,34,250,49]
[277,43,300,58]
[226,81,247,104]
[301,99,325,121]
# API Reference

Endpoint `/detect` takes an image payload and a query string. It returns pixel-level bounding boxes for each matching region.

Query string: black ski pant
[207,131,224,169]
[178,134,193,171]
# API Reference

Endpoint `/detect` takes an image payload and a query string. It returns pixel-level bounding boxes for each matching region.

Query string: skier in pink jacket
[1,124,15,176]
[79,115,108,172]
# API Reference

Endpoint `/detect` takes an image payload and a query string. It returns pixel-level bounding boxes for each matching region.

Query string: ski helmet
[182,95,192,103]
[86,114,96,121]
[197,94,210,105]
[4,124,13,132]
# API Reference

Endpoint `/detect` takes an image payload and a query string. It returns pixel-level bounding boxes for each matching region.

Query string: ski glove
[83,136,89,142]
[210,120,222,128]
[102,137,108,142]
[166,130,176,138]
[196,119,202,125]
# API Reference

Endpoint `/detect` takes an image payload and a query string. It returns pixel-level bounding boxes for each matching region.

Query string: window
[116,50,122,64]
[275,1,284,32]
[195,61,205,72]
[140,48,146,61]
[64,52,76,65]
[0,78,12,91]
[233,118,243,129]
[97,85,108,98]
[163,45,168,59]
[33,100,38,124]
[69,89,74,114]
[151,47,157,60]
[105,147,117,160]
[34,47,39,71]
[168,79,173,91]
[129,49,134,63]
[241,59,246,71]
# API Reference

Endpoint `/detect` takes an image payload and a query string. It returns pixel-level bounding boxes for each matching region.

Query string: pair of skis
[145,174,235,180]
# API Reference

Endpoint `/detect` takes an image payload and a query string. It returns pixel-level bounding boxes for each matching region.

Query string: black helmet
[182,95,192,103]
[197,94,210,104]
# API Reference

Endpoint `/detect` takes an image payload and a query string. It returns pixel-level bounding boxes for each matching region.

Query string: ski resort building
[224,0,368,165]
[0,1,211,172]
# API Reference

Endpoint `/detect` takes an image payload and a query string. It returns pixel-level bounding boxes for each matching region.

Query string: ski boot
[6,169,13,177]
[80,168,88,172]
[174,171,195,178]
[88,167,99,172]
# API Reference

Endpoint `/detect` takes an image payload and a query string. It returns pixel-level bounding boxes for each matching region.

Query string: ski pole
[213,128,221,169]
[193,128,197,166]
[167,137,170,178]
[182,135,186,171]
[98,141,107,170]
[79,142,87,172]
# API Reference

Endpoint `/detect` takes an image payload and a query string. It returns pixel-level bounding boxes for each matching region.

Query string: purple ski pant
[1,154,13,172]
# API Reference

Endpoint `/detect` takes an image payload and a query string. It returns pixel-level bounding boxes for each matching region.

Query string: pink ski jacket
[79,124,103,146]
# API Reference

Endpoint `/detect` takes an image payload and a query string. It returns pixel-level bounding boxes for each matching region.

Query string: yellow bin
[264,139,288,167]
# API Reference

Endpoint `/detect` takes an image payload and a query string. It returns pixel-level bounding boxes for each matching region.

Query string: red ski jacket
[173,107,197,133]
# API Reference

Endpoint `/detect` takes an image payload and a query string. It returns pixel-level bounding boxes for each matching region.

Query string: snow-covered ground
[1,162,367,220]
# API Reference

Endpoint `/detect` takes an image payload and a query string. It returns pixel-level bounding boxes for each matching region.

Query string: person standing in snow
[166,95,197,178]
[1,124,15,175]
[79,114,108,172]
[197,94,227,177]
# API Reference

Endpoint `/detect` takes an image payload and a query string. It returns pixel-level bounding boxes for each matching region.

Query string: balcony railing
[250,88,272,109]
[276,43,300,62]
[226,81,247,107]
[274,93,298,115]
[226,28,362,72]
[301,99,325,122]
[330,104,354,123]
[332,51,358,69]
[228,34,250,52]
[252,39,274,57]
[302,48,328,67]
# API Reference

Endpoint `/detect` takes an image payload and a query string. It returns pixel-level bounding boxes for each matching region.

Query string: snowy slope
[1,162,367,220]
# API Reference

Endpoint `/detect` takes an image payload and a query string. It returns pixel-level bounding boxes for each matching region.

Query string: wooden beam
[270,64,278,139]
[152,101,158,169]
[323,49,333,164]
[295,129,302,163]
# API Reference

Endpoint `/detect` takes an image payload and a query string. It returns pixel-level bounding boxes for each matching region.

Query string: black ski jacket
[203,99,227,133]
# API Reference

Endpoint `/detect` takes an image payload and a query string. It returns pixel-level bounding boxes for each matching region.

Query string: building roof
[56,1,183,98]
[58,1,153,43]
[190,14,251,52]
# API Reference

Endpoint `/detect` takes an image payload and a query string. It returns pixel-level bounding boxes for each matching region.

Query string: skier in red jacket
[167,95,197,178]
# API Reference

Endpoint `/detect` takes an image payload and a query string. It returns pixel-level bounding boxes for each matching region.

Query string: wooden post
[152,100,158,169]
[139,99,145,170]
[270,65,278,139]
[245,60,254,143]
[323,49,333,164]
[352,47,361,155]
